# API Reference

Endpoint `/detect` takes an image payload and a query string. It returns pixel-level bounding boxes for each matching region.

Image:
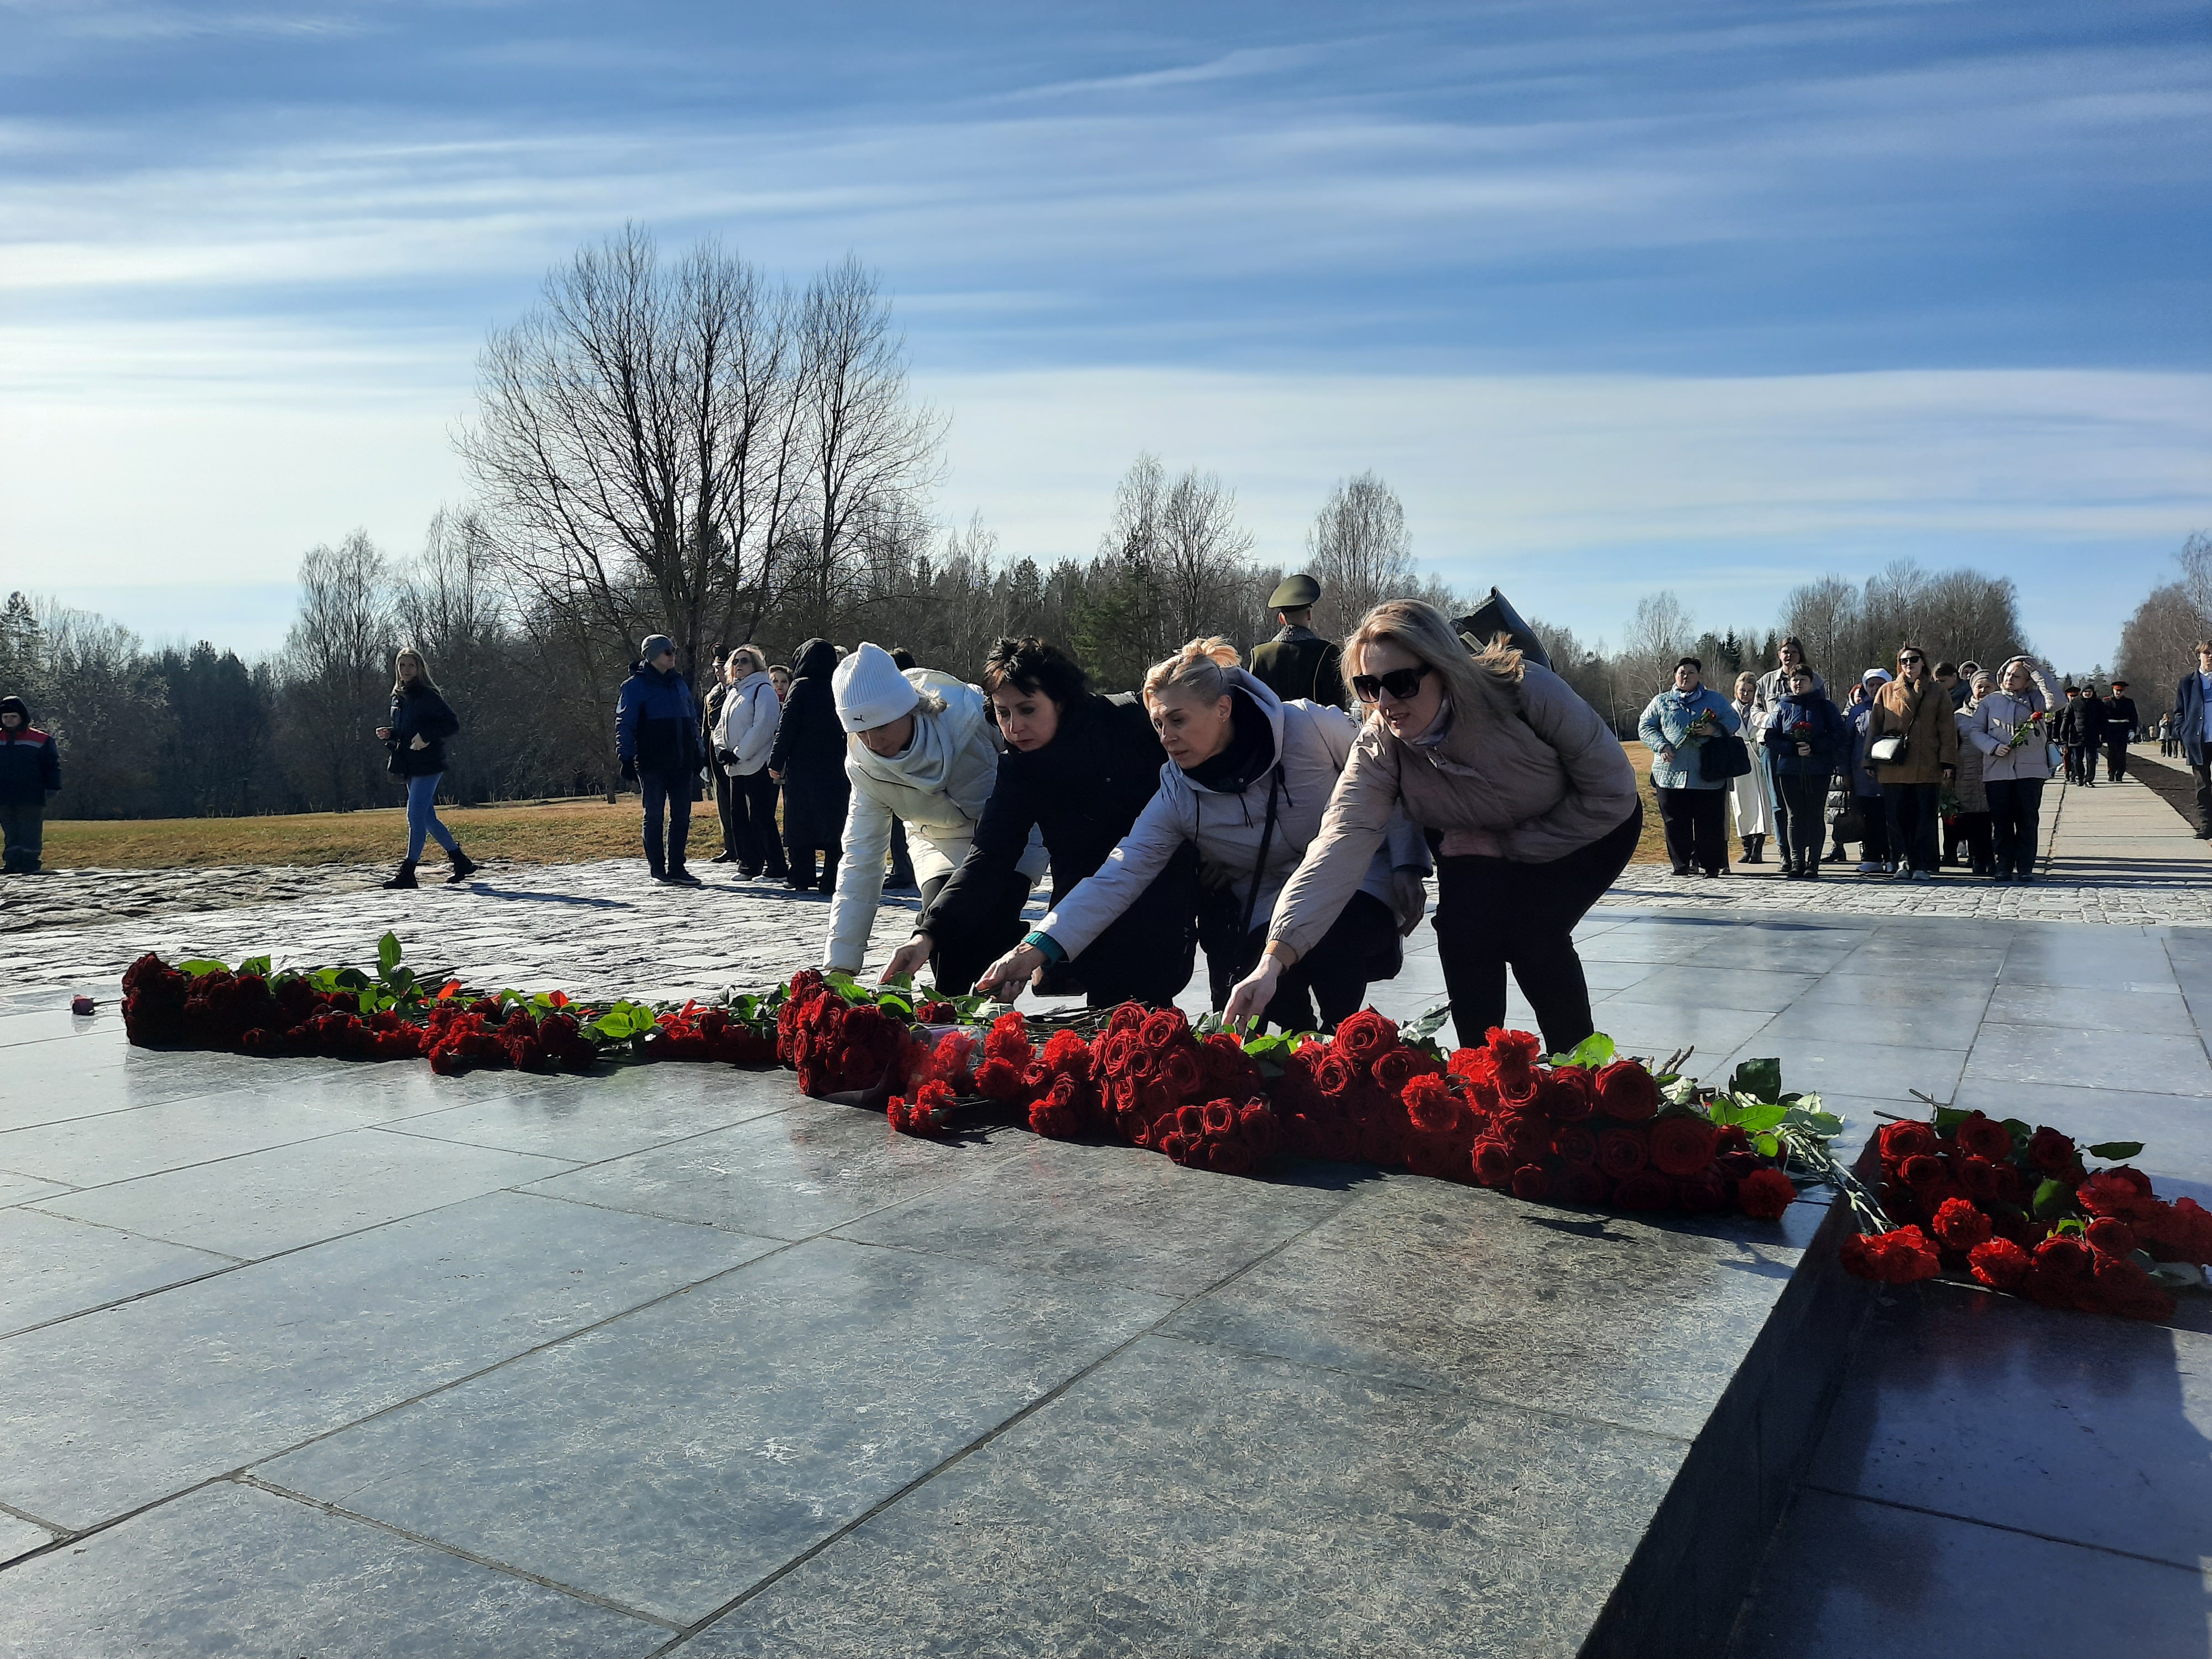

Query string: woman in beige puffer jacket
[1867,644,1959,879]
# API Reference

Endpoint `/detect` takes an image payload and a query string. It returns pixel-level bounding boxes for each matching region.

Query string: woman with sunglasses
[972,637,1430,1031]
[1866,643,1958,880]
[1225,600,1640,1055]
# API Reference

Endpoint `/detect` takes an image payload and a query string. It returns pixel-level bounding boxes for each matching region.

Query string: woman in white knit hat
[823,643,1049,993]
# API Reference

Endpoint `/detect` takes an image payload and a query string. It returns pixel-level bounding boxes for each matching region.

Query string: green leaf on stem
[176,958,228,978]
[2087,1141,2146,1161]
[377,932,402,977]
[238,955,272,978]
[1730,1058,1782,1102]
[2032,1177,2072,1219]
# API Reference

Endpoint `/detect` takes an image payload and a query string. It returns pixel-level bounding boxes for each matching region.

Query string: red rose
[1839,1225,1940,1284]
[1952,1156,1998,1201]
[1735,1167,1796,1220]
[2025,1126,2078,1176]
[1312,1050,1356,1099]
[1117,1107,1152,1146]
[1470,1137,1516,1187]
[2077,1168,2154,1222]
[1139,1008,1190,1051]
[1648,1116,1720,1178]
[1876,1120,1940,1167]
[1544,1066,1597,1123]
[1551,1123,1598,1167]
[1208,1136,1258,1178]
[2085,1215,2137,1257]
[1593,1061,1660,1124]
[1509,1164,1552,1202]
[1675,1168,1728,1213]
[2032,1234,2094,1279]
[1500,1113,1552,1165]
[1164,1049,1203,1099]
[1237,1102,1282,1162]
[1370,1048,1418,1094]
[1559,1165,1611,1206]
[1200,1098,1238,1137]
[1597,1127,1648,1179]
[1175,1103,1207,1138]
[2089,1251,2177,1321]
[1952,1113,2012,1162]
[1334,1009,1395,1066]
[1611,1170,1676,1211]
[1930,1196,1994,1254]
[1715,1124,1751,1155]
[1107,1001,1145,1036]
[1157,1130,1191,1164]
[1967,1236,2031,1291]
[1899,1154,1948,1193]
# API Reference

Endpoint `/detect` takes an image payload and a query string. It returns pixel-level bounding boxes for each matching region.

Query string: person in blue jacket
[2178,639,2212,839]
[1637,656,1741,877]
[617,634,705,885]
[1761,666,1850,879]
[0,695,62,874]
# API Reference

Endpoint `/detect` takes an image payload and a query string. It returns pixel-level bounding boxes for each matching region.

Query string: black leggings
[1434,804,1642,1055]
[1221,889,1403,1034]
[1773,770,1829,870]
[1655,787,1728,874]
[732,770,786,873]
[916,869,1031,997]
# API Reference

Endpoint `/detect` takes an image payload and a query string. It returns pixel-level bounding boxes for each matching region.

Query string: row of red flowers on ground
[1840,1109,2212,1322]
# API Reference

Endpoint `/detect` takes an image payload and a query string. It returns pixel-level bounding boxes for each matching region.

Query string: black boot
[1743,834,1765,864]
[445,847,479,884]
[383,859,419,890]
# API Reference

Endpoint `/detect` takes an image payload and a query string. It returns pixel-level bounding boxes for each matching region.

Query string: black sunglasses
[1898,654,1924,664]
[1352,665,1434,703]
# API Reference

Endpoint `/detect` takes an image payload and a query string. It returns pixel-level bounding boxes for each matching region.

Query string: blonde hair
[1342,600,1522,722]
[727,645,767,677]
[392,648,439,697]
[1142,637,1242,706]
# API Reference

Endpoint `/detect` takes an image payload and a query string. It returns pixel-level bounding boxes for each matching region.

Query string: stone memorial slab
[385,1065,797,1164]
[0,1207,235,1336]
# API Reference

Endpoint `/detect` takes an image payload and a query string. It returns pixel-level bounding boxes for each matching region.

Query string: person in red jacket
[0,695,62,874]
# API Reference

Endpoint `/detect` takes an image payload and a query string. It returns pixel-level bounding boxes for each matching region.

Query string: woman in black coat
[768,638,851,891]
[880,637,1198,1007]
[375,648,478,889]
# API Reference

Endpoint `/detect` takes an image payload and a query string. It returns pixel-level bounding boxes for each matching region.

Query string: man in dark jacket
[1248,573,1347,708]
[0,695,61,874]
[617,634,704,884]
[2104,680,2139,782]
[2064,684,2108,786]
[2178,641,2212,837]
[768,638,851,892]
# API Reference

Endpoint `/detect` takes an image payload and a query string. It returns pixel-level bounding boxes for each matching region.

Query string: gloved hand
[619,757,638,787]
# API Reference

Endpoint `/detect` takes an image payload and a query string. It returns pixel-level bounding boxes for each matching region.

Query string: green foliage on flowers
[587,1001,659,1042]
[1550,1031,1616,1069]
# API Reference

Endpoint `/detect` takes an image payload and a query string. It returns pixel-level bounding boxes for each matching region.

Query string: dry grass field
[43,746,1679,870]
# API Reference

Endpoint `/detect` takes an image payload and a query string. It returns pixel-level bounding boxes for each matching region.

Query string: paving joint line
[1796,1483,2206,1575]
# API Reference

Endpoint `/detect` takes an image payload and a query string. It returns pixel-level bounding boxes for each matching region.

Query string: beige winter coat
[1868,676,1959,786]
[1267,661,1639,959]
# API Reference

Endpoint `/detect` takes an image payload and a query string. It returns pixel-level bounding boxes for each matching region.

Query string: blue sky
[2,0,2206,669]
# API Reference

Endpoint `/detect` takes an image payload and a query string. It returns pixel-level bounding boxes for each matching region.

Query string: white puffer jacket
[1963,660,2057,784]
[823,670,1048,971]
[1036,669,1428,963]
[715,672,780,777]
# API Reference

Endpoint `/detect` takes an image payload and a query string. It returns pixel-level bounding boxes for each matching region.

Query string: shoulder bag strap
[1235,766,1285,969]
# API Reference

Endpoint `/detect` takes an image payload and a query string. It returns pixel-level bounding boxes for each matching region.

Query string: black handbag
[1700,731,1753,782]
[1451,587,1551,670]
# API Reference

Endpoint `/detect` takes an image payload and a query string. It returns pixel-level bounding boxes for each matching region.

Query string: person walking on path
[1248,573,1348,709]
[883,638,1199,1008]
[2158,711,2177,758]
[1224,601,1641,1055]
[2176,640,2212,838]
[1727,670,1773,864]
[1761,666,1848,878]
[1949,670,1996,875]
[1868,644,1958,880]
[1965,655,2056,881]
[2104,680,2139,782]
[820,644,1048,993]
[0,694,61,875]
[713,645,786,880]
[2063,683,2108,786]
[768,639,851,892]
[1639,657,1741,878]
[375,648,476,890]
[616,634,705,885]
[976,637,1429,1033]
[1846,671,1894,873]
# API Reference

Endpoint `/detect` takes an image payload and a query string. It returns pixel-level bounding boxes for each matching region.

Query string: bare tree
[280,530,392,810]
[1779,576,1858,684]
[1305,472,1412,639]
[1156,466,1255,649]
[1621,590,1695,698]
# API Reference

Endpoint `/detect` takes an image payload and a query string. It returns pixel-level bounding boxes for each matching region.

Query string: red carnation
[1967,1236,2031,1291]
[2032,1233,2094,1280]
[1593,1060,1660,1124]
[1876,1120,1940,1167]
[2077,1167,2154,1222]
[1648,1116,1719,1178]
[1596,1127,1648,1179]
[1551,1123,1598,1167]
[1930,1197,1994,1254]
[1735,1167,1796,1220]
[2025,1125,2078,1176]
[1510,1164,1552,1202]
[2085,1215,2137,1257]
[1470,1137,1516,1187]
[1401,1074,1462,1136]
[973,1057,1029,1104]
[1952,1112,2012,1162]
[983,1009,1033,1066]
[1485,1027,1542,1072]
[1839,1225,1941,1284]
[1612,1170,1676,1211]
[1448,1046,1503,1112]
[1039,1028,1092,1078]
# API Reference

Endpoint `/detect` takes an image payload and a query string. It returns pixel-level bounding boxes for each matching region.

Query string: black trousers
[916,870,1030,998]
[1228,889,1402,1035]
[1434,804,1641,1055]
[1773,770,1828,871]
[712,770,740,857]
[1955,810,1992,872]
[731,770,786,874]
[1986,778,2045,877]
[2192,762,2211,833]
[1655,786,1728,874]
[1883,782,1941,874]
[2105,739,2130,782]
[639,771,693,876]
[0,799,43,873]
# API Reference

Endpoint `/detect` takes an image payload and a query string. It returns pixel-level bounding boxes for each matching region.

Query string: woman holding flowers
[1224,602,1641,1054]
[1963,655,2055,884]
[973,637,1430,1032]
[1760,665,1849,878]
[1638,657,1741,878]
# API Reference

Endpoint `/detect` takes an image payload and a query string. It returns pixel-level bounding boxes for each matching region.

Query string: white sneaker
[1857,860,1880,874]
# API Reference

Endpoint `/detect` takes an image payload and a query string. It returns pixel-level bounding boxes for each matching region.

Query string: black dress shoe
[709,851,735,864]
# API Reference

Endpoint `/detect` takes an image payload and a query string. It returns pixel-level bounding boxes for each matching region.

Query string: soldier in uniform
[1248,573,1348,708]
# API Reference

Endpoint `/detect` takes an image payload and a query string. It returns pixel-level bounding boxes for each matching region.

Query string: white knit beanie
[832,643,920,732]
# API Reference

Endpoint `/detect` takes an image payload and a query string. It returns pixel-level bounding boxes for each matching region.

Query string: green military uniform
[1248,572,1346,708]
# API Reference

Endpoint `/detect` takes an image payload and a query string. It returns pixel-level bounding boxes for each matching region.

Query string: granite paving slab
[0,1208,236,1337]
[1803,1287,2212,1569]
[28,1128,575,1260]
[1961,1021,2210,1097]
[0,1481,663,1657]
[1602,966,1821,1014]
[257,1237,1178,1624]
[679,1333,1686,1659]
[1727,1488,2205,1659]
[0,1010,113,1047]
[0,1514,56,1568]
[0,1190,776,1530]
[0,1170,71,1208]
[831,1134,1353,1298]
[1711,1034,1968,1104]
[379,1066,797,1165]
[1979,982,2192,1029]
[521,1099,1027,1240]
[1160,1171,1825,1442]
